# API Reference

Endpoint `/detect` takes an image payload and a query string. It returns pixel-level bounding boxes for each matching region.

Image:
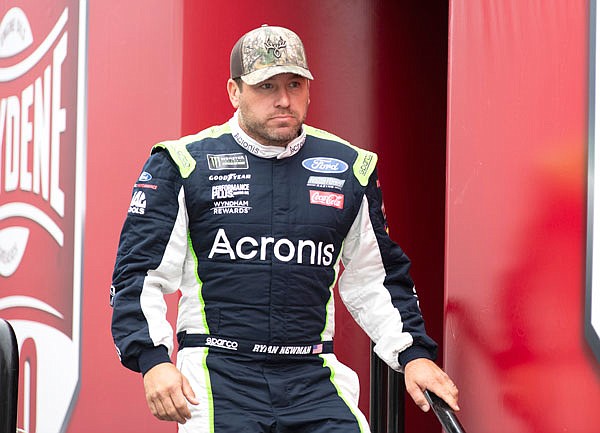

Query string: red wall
[71,2,184,431]
[445,1,600,432]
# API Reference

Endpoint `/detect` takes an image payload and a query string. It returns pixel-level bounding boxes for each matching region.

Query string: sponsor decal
[205,336,239,351]
[251,343,323,355]
[138,171,152,182]
[232,132,261,155]
[302,157,349,174]
[133,183,157,190]
[208,173,251,182]
[211,183,250,199]
[207,153,249,170]
[128,191,147,215]
[285,136,305,158]
[211,200,252,215]
[264,36,287,59]
[0,2,87,432]
[309,190,344,209]
[306,176,345,190]
[357,152,375,178]
[208,228,335,265]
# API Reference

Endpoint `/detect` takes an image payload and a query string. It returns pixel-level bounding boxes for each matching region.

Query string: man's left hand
[403,358,459,412]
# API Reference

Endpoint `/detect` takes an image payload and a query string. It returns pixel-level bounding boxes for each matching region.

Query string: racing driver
[110,24,459,432]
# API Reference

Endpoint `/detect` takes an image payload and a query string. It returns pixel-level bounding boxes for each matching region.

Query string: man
[111,25,459,432]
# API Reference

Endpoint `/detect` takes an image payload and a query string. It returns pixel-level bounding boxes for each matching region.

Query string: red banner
[0,1,86,431]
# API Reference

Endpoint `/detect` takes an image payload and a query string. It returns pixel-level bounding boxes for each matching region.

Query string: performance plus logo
[588,0,600,365]
[0,2,87,433]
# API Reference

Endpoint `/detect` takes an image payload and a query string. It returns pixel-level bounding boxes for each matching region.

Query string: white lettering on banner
[208,228,334,266]
[0,32,67,217]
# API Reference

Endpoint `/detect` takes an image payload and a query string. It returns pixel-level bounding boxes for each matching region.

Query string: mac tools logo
[0,2,87,433]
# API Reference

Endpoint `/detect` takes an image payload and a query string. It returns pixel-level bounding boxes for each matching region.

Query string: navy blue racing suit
[110,113,437,432]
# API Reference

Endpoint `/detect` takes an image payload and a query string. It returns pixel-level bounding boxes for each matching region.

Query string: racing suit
[110,113,437,432]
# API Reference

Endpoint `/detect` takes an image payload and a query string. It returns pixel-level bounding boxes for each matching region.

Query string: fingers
[406,384,430,412]
[182,375,200,406]
[146,381,192,423]
[143,363,196,424]
[404,358,460,413]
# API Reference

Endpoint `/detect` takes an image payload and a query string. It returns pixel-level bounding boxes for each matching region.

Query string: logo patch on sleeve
[309,190,344,209]
[207,153,249,170]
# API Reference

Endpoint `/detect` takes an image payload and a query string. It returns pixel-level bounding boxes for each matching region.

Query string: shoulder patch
[304,125,351,146]
[152,122,231,178]
[304,124,377,186]
[353,148,377,186]
[153,141,196,178]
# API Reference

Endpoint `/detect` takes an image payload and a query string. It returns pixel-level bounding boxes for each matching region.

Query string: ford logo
[138,171,152,181]
[302,157,349,174]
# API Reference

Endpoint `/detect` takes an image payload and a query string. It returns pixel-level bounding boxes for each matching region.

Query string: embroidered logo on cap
[265,36,286,58]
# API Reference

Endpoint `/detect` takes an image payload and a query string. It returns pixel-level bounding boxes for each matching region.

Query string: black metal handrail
[424,390,467,433]
[0,319,19,433]
[370,343,466,433]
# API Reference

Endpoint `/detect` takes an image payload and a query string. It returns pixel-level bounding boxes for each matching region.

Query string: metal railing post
[371,342,404,433]
[0,319,19,433]
[387,369,404,433]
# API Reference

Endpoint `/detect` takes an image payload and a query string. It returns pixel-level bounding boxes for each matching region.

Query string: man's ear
[227,79,241,109]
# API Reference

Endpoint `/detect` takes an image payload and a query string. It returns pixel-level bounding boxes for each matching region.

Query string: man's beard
[238,107,306,147]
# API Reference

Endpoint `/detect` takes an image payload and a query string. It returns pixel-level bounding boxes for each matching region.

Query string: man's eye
[260,83,273,90]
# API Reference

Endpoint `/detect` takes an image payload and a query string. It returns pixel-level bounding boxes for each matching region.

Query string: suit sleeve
[110,149,189,374]
[339,168,438,371]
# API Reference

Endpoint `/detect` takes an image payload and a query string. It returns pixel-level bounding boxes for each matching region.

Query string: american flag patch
[312,344,323,354]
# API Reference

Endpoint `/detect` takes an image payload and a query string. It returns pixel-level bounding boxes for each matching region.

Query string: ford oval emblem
[302,157,349,174]
[138,171,152,182]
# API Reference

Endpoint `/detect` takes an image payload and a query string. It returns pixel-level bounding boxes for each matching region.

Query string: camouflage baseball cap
[230,25,314,85]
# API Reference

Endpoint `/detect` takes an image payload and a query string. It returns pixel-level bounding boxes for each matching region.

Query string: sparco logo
[205,337,239,351]
[358,153,375,177]
[309,190,344,209]
[302,157,349,174]
[0,3,87,433]
[208,228,335,266]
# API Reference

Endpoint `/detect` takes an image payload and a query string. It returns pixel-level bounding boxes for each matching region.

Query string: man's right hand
[143,362,199,424]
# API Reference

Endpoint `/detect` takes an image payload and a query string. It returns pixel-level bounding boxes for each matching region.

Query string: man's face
[228,73,310,147]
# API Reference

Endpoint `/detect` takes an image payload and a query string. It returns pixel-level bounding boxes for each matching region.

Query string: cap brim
[241,65,314,85]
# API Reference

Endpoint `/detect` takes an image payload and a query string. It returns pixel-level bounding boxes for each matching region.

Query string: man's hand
[143,362,199,424]
[404,358,459,412]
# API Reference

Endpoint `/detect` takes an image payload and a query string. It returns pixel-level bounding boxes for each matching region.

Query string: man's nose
[274,87,291,107]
